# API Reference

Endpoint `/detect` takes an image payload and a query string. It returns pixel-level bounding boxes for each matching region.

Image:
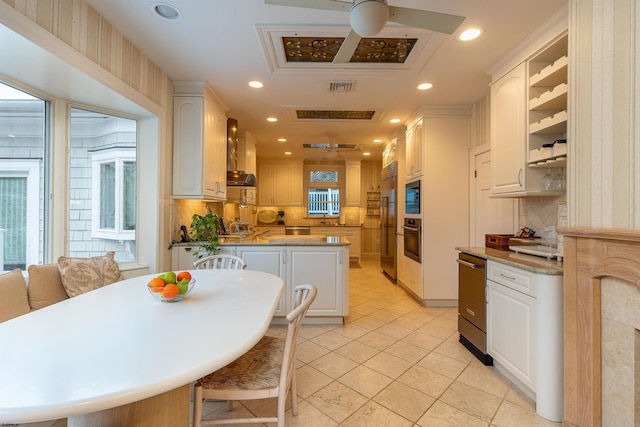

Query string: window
[91,148,136,240]
[69,108,137,261]
[307,169,340,217]
[0,82,48,271]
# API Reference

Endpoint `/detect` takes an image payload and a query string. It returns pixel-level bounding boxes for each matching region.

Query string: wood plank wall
[2,0,172,108]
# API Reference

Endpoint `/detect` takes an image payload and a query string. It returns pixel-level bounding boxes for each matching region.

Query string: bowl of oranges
[148,270,195,302]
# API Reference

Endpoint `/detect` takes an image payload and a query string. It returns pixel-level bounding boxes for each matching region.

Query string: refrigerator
[380,161,397,281]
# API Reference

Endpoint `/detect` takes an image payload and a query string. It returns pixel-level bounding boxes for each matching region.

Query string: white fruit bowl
[148,279,196,302]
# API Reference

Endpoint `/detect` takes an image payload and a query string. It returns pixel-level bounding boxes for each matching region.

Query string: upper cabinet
[490,31,568,197]
[258,161,303,206]
[405,119,423,180]
[237,130,257,175]
[345,161,361,207]
[172,82,227,200]
[490,62,528,195]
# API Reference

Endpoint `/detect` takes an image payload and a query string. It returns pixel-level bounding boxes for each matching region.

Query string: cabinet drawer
[487,261,536,297]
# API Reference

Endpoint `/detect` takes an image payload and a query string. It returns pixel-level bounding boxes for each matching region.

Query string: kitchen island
[171,233,350,324]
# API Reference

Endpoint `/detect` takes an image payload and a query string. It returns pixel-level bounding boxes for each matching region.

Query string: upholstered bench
[0,252,122,323]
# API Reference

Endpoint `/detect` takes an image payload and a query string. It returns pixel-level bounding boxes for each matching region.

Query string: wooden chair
[192,284,318,427]
[193,254,247,270]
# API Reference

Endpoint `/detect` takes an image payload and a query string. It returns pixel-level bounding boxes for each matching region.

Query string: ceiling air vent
[296,110,375,120]
[328,80,355,93]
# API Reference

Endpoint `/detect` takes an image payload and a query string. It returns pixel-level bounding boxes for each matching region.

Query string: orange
[161,283,179,299]
[177,271,192,282]
[148,277,165,288]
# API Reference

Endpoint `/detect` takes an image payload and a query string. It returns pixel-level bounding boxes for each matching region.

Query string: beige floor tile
[388,314,428,331]
[298,325,333,340]
[417,322,458,340]
[397,365,454,398]
[309,330,353,351]
[338,365,394,398]
[308,351,359,379]
[438,380,503,422]
[284,400,339,426]
[307,381,369,423]
[402,330,446,351]
[417,350,469,379]
[341,401,414,427]
[368,308,403,322]
[492,399,561,427]
[363,351,413,379]
[383,340,432,364]
[456,364,511,398]
[374,380,436,422]
[417,400,489,427]
[334,340,380,363]
[330,322,369,340]
[348,315,387,330]
[295,340,330,364]
[294,364,334,398]
[375,322,414,340]
[433,337,479,363]
[356,330,398,350]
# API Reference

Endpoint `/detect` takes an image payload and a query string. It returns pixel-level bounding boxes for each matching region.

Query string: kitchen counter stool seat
[192,284,317,427]
[193,254,247,270]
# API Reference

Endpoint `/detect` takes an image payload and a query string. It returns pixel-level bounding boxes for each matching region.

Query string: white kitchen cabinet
[172,87,227,200]
[236,246,287,317]
[405,119,423,179]
[288,246,347,318]
[258,162,303,206]
[237,131,257,175]
[490,62,527,195]
[345,160,361,207]
[170,245,236,271]
[486,260,563,422]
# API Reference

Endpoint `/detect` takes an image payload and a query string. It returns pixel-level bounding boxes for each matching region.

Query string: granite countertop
[456,246,563,275]
[254,224,362,228]
[173,234,351,247]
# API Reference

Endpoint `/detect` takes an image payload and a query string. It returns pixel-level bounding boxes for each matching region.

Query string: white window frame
[91,148,136,241]
[0,160,40,267]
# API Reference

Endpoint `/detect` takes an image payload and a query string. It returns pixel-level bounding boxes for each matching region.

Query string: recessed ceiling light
[151,3,181,20]
[458,28,483,41]
[373,139,382,143]
[249,81,263,88]
[389,118,401,124]
[417,83,433,90]
[267,117,278,122]
[278,138,287,142]
[284,151,292,155]
[363,152,371,156]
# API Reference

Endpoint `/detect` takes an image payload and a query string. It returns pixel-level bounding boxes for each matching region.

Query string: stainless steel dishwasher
[285,226,310,235]
[457,253,493,365]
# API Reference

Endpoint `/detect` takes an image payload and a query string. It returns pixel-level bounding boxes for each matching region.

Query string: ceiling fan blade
[388,6,465,35]
[332,29,361,63]
[264,0,352,12]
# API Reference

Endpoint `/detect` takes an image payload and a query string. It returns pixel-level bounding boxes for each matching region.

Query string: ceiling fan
[264,0,466,63]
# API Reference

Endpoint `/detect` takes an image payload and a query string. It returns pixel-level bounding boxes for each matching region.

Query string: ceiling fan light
[349,0,389,37]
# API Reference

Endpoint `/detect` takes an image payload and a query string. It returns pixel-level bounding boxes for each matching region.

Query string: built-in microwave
[405,180,420,215]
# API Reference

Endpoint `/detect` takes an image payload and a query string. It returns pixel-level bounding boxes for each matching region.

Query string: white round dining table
[0,268,284,426]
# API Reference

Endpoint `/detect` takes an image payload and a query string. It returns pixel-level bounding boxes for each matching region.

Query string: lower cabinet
[486,260,563,422]
[171,244,348,322]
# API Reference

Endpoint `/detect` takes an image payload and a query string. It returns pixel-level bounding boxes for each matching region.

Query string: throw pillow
[57,252,122,297]
[0,269,31,323]
[27,264,70,310]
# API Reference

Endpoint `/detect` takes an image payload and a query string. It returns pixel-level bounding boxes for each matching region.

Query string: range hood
[227,118,257,187]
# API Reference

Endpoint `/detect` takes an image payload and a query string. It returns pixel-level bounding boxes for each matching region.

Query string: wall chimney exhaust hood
[227,118,257,187]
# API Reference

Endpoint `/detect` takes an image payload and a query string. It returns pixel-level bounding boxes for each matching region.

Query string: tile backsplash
[518,196,565,241]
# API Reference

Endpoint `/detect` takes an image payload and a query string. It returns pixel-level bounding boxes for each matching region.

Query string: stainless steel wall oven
[402,218,421,263]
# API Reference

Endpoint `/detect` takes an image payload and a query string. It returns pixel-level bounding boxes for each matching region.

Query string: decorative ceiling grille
[296,110,375,120]
[282,37,418,63]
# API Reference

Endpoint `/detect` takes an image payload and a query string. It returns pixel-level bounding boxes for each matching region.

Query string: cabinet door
[287,164,303,206]
[405,126,414,179]
[288,247,344,316]
[236,246,287,317]
[203,99,219,197]
[487,279,536,389]
[173,97,204,197]
[210,100,227,199]
[345,161,362,206]
[170,245,236,271]
[491,62,527,194]
[258,165,276,205]
[411,120,423,177]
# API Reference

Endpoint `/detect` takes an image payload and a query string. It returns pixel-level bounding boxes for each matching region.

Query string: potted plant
[185,212,220,260]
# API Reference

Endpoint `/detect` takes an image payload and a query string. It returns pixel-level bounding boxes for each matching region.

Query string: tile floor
[197,256,561,426]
